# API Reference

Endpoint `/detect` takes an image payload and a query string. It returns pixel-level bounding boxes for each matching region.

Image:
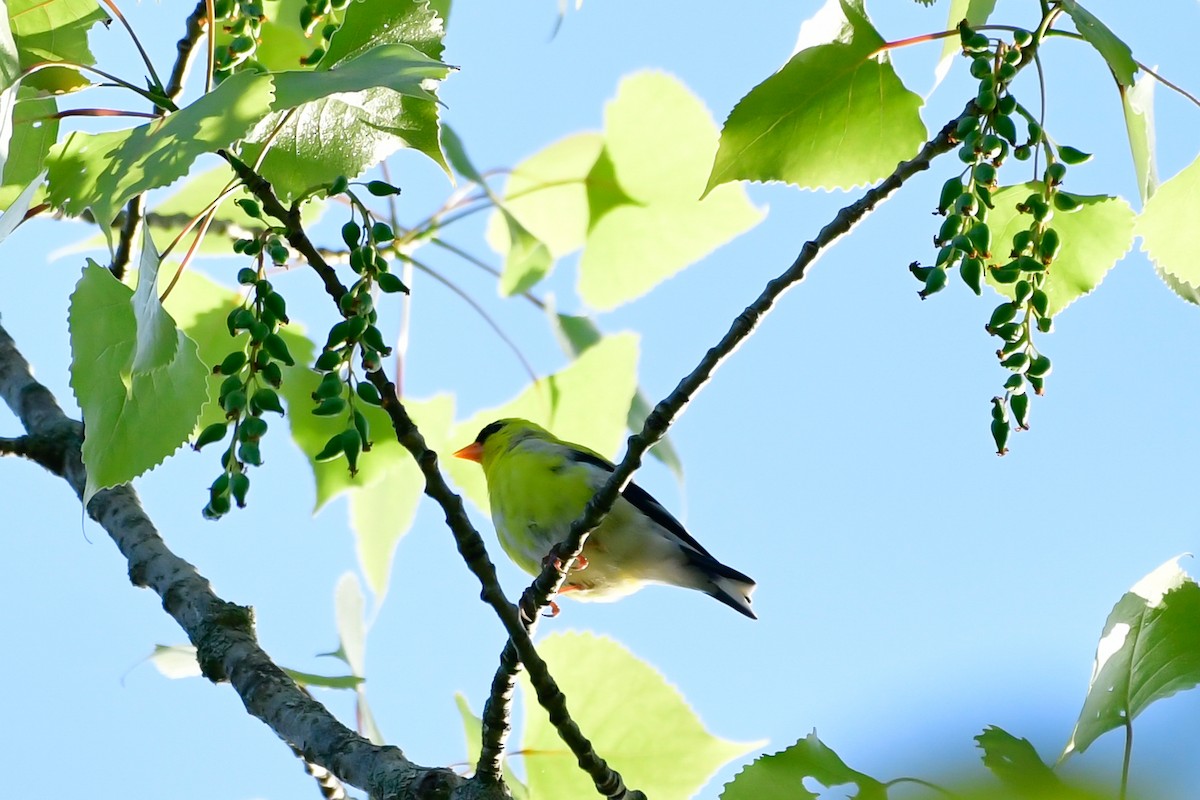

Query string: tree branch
[0,320,497,800]
[475,103,975,781]
[226,147,641,798]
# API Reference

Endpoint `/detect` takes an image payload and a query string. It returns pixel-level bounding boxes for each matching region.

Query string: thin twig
[97,0,166,92]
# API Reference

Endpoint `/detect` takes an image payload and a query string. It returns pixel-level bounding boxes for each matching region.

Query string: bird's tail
[686,550,757,619]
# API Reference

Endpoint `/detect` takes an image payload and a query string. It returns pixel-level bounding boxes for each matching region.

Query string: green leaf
[440,123,485,184]
[498,209,551,296]
[485,132,607,259]
[45,71,276,228]
[0,168,43,243]
[150,644,202,679]
[243,0,450,201]
[347,395,455,599]
[334,572,368,677]
[69,259,209,503]
[9,0,109,93]
[213,0,309,72]
[1062,556,1200,759]
[933,0,998,87]
[550,310,683,480]
[1120,73,1158,206]
[721,731,884,800]
[1135,153,1200,302]
[1058,1,1137,87]
[580,71,764,310]
[270,44,447,107]
[521,632,759,800]
[985,184,1134,316]
[282,669,364,690]
[976,726,1064,794]
[453,694,530,799]
[705,0,926,193]
[446,333,640,513]
[0,89,57,208]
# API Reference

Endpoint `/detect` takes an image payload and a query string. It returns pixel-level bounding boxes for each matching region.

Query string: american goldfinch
[454,418,756,618]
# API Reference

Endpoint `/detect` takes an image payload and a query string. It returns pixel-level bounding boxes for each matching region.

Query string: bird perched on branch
[453,418,757,618]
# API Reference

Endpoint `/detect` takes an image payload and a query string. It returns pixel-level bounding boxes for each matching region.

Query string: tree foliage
[1,0,1199,798]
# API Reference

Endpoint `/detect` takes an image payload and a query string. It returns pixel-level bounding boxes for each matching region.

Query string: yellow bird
[454,418,756,618]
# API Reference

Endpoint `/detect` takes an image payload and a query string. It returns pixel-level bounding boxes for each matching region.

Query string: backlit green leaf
[69,260,208,502]
[722,731,884,800]
[522,632,758,800]
[1136,153,1200,302]
[933,0,998,88]
[985,184,1134,316]
[706,0,926,193]
[1062,556,1200,759]
[1058,1,1137,87]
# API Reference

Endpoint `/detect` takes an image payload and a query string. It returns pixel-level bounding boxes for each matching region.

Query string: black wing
[566,448,716,558]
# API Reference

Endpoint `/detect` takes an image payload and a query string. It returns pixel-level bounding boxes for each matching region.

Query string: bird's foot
[544,553,589,572]
[542,600,561,618]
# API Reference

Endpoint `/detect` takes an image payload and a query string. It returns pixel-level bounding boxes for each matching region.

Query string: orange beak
[453,442,484,462]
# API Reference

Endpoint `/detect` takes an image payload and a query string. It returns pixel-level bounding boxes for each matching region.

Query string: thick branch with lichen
[0,320,491,800]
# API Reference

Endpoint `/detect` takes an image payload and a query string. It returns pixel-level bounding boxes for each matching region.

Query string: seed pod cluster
[212,0,268,80]
[195,264,295,519]
[297,0,353,66]
[913,24,1089,454]
[307,195,406,476]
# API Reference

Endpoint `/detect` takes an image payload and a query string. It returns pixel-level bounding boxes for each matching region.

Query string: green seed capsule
[230,472,250,508]
[377,272,409,294]
[1036,316,1053,334]
[235,198,261,218]
[935,245,959,267]
[238,441,263,467]
[1004,374,1026,393]
[217,351,247,375]
[991,418,1009,455]
[989,302,1019,329]
[910,262,933,282]
[356,380,382,406]
[194,422,229,451]
[223,389,248,416]
[264,292,288,324]
[1057,145,1092,165]
[1017,255,1045,273]
[976,87,997,112]
[248,320,268,344]
[346,315,369,340]
[342,221,362,249]
[314,372,344,400]
[955,116,980,138]
[263,333,295,366]
[352,409,371,447]
[997,62,1017,81]
[239,416,269,441]
[1027,354,1052,378]
[348,248,366,275]
[960,257,984,295]
[993,114,1018,145]
[329,176,349,195]
[366,180,401,197]
[973,163,997,186]
[315,433,345,462]
[1014,280,1032,304]
[231,308,256,332]
[341,428,362,474]
[237,267,259,285]
[954,193,978,216]
[361,347,382,372]
[1046,162,1067,184]
[260,361,283,388]
[1011,392,1030,429]
[966,223,992,257]
[1027,289,1046,316]
[252,387,285,415]
[313,396,347,416]
[938,177,964,214]
[990,264,1022,284]
[993,322,1021,342]
[370,222,394,243]
[326,319,353,348]
[990,396,1009,422]
[919,266,948,299]
[1001,352,1029,371]
[315,350,343,371]
[1014,144,1031,161]
[1011,229,1034,255]
[970,56,992,79]
[1012,29,1033,47]
[1039,228,1061,263]
[997,94,1017,116]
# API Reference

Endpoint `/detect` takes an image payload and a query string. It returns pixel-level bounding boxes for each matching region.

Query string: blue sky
[3,1,1199,798]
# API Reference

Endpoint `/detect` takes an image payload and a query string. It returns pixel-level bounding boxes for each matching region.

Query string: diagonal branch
[0,321,491,800]
[475,103,977,781]
[226,146,642,799]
